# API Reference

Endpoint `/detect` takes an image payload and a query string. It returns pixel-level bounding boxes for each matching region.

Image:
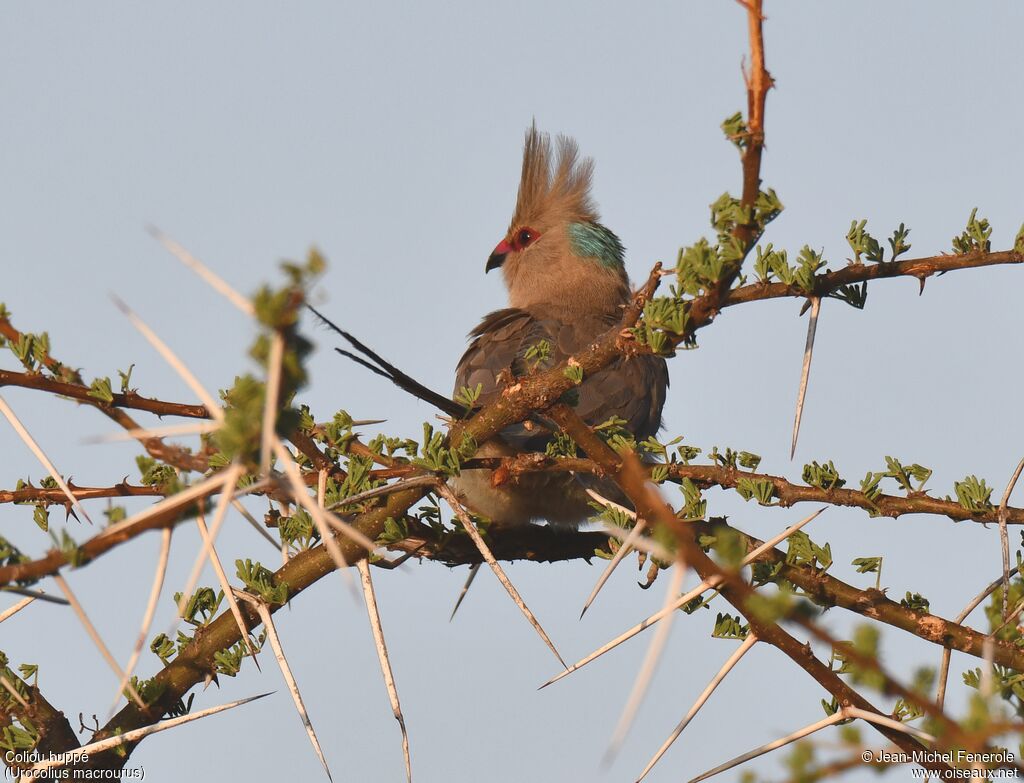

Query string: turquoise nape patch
[567,222,625,269]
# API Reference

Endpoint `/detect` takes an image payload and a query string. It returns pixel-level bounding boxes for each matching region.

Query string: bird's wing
[454,308,553,450]
[572,354,669,441]
[455,309,669,451]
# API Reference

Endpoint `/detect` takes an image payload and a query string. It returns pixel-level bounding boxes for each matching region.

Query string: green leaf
[562,360,584,385]
[712,612,749,639]
[802,460,845,490]
[951,208,992,254]
[900,591,930,613]
[87,377,115,403]
[952,474,994,513]
[118,364,135,393]
[454,382,483,409]
[846,219,884,264]
[736,477,775,505]
[888,223,912,260]
[851,556,882,574]
[720,111,748,149]
[235,559,289,605]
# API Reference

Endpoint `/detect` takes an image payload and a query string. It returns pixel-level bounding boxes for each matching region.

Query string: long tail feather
[307,305,467,418]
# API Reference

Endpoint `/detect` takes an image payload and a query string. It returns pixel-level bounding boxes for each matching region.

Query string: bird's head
[486,126,630,318]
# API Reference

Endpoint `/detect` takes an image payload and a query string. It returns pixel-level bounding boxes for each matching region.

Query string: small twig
[790,295,821,459]
[936,563,1022,707]
[0,587,68,605]
[234,590,332,781]
[84,421,220,443]
[26,693,271,774]
[0,595,37,624]
[110,294,225,423]
[194,497,261,664]
[845,707,935,743]
[449,562,481,622]
[601,522,674,563]
[581,489,648,618]
[0,393,94,524]
[357,559,412,783]
[687,711,848,783]
[230,498,280,549]
[604,562,687,765]
[436,482,566,668]
[997,456,1024,618]
[52,574,146,710]
[110,526,172,717]
[260,331,285,475]
[170,465,245,634]
[326,475,438,511]
[147,227,255,316]
[272,439,377,554]
[637,633,758,781]
[542,508,823,687]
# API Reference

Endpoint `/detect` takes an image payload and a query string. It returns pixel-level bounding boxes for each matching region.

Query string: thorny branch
[3,0,1023,779]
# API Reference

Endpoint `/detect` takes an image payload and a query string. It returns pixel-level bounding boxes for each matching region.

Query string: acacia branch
[698,518,1024,672]
[77,485,428,771]
[725,248,1024,309]
[467,455,1024,526]
[1,482,164,505]
[0,369,210,420]
[542,397,954,772]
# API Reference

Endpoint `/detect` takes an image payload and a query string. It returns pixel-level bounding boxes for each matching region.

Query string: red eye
[511,227,538,251]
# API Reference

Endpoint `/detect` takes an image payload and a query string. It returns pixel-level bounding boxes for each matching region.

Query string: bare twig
[84,421,220,443]
[230,498,280,549]
[687,711,847,783]
[170,465,245,634]
[997,457,1024,618]
[0,393,94,524]
[271,439,361,597]
[25,693,271,775]
[193,496,261,664]
[542,508,823,687]
[326,475,438,512]
[581,489,647,618]
[110,295,225,423]
[790,295,820,459]
[52,574,146,710]
[845,707,935,743]
[260,331,285,475]
[234,590,332,781]
[436,482,566,668]
[0,587,67,605]
[272,438,377,554]
[147,227,255,316]
[356,559,412,783]
[110,527,172,716]
[604,562,686,764]
[449,562,481,622]
[0,595,37,624]
[0,474,265,587]
[637,633,758,781]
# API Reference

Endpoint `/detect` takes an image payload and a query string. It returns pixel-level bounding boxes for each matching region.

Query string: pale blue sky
[2,3,1023,782]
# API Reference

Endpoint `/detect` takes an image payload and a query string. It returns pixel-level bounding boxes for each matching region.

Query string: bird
[450,125,668,527]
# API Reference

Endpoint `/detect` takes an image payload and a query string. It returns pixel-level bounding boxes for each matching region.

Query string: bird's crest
[511,124,598,230]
